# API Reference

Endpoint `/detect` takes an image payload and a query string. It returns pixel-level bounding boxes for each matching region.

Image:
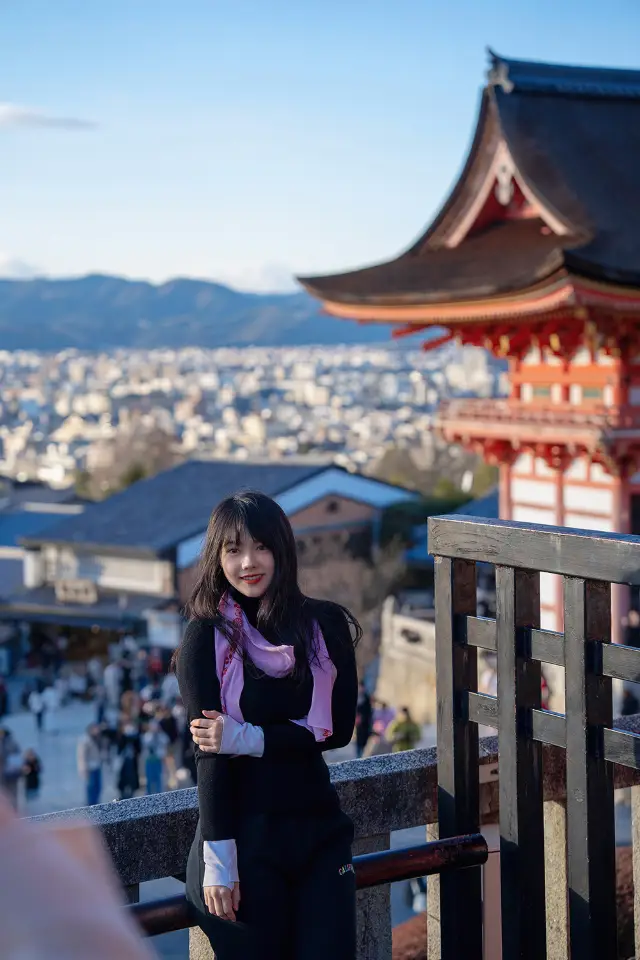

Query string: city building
[300,51,640,643]
[0,459,416,661]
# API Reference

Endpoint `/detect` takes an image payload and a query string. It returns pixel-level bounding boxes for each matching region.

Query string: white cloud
[0,103,95,130]
[0,255,41,279]
[216,262,298,293]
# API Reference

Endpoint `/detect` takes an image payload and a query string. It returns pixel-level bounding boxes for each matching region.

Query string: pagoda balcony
[437,397,640,454]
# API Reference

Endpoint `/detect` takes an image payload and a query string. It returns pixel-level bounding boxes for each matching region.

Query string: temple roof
[299,52,640,310]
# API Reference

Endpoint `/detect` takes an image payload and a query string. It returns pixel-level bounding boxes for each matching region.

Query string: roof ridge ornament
[487,49,514,94]
[486,46,640,99]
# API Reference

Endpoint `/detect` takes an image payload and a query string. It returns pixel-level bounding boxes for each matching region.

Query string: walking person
[142,719,169,795]
[157,704,180,788]
[0,727,23,809]
[354,682,373,759]
[0,678,8,719]
[22,748,42,801]
[386,706,422,753]
[176,491,360,960]
[77,724,103,806]
[117,720,141,800]
[624,609,640,648]
[103,660,122,710]
[42,684,60,734]
[28,688,45,733]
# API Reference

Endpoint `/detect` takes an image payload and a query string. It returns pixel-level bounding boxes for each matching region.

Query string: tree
[118,462,148,490]
[298,542,406,674]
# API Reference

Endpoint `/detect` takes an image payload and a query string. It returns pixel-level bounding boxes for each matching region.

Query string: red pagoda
[299,51,640,637]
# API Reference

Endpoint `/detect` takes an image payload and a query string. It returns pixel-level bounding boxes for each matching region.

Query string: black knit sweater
[176,591,357,841]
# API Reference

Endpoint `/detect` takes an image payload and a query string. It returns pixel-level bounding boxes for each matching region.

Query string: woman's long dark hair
[172,490,361,672]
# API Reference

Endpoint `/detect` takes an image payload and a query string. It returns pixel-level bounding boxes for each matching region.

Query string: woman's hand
[192,711,265,757]
[191,710,223,753]
[204,881,241,921]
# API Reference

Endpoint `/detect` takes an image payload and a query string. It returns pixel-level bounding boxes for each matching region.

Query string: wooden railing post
[434,554,482,959]
[564,578,616,958]
[496,565,547,959]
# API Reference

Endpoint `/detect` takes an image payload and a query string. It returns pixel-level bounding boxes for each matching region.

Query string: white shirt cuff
[203,839,239,890]
[220,716,265,758]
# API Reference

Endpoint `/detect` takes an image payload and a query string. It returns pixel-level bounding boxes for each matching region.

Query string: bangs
[213,492,283,555]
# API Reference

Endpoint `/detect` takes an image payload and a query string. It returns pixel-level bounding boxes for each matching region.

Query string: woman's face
[221,527,275,598]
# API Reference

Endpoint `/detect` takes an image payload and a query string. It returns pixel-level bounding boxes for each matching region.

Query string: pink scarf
[214,593,336,742]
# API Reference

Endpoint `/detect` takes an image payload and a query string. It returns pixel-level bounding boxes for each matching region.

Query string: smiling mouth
[241,574,264,585]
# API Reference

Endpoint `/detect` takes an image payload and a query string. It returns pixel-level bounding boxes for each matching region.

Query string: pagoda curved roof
[299,52,640,307]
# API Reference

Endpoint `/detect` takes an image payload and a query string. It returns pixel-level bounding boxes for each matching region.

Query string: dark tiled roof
[298,219,572,304]
[299,52,640,304]
[0,511,68,547]
[23,460,326,554]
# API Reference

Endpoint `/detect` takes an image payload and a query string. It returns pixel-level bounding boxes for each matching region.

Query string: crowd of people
[75,638,195,806]
[354,683,422,758]
[0,633,199,809]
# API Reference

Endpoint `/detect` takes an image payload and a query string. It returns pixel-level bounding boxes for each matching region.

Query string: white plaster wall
[540,572,558,608]
[572,348,591,366]
[564,513,614,533]
[535,458,555,479]
[597,352,615,366]
[521,384,533,402]
[590,463,614,485]
[564,459,588,481]
[512,453,534,475]
[563,485,613,514]
[540,608,559,631]
[512,505,556,526]
[24,551,44,588]
[569,384,582,404]
[522,347,542,365]
[47,548,173,595]
[511,478,556,508]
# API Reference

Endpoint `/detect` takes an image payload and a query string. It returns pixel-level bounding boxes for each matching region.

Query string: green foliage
[74,469,96,500]
[380,492,471,547]
[471,461,499,496]
[117,462,148,490]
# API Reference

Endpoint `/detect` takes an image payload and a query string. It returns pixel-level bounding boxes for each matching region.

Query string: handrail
[129,834,488,938]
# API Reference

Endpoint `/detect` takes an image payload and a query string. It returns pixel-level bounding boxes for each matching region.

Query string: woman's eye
[256,544,267,551]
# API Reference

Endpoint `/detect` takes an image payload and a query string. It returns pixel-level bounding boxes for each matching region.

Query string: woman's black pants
[186,809,357,960]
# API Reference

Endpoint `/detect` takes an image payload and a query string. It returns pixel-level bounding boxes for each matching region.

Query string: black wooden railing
[129,835,488,937]
[429,514,640,960]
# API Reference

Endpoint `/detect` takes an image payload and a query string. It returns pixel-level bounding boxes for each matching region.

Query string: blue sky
[0,0,638,291]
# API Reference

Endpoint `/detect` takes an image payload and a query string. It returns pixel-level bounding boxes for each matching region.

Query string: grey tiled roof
[22,460,326,554]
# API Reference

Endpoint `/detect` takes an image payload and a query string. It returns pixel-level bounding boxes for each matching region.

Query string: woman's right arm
[176,620,240,921]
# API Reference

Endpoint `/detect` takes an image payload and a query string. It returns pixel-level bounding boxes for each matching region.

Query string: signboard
[54,579,98,605]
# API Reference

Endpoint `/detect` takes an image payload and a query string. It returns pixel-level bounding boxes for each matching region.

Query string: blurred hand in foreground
[0,789,155,960]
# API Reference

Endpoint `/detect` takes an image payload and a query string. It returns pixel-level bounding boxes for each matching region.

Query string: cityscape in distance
[0,337,507,495]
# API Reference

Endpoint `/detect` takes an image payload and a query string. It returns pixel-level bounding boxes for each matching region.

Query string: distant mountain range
[0,274,408,350]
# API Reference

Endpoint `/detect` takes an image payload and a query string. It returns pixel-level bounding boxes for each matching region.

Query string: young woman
[175,491,360,960]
